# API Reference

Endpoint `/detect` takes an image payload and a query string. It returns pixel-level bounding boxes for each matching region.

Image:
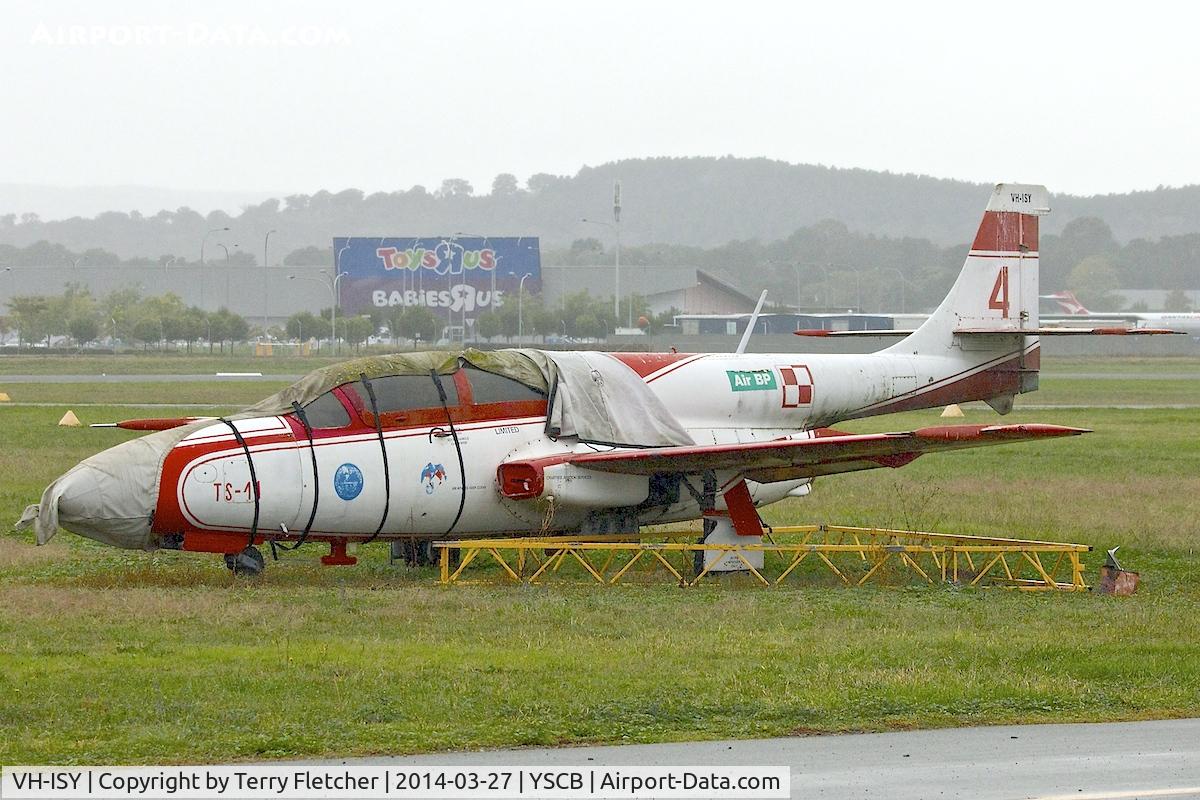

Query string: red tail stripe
[972,211,1039,252]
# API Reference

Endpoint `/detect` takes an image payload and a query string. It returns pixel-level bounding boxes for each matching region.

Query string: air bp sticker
[333,463,364,500]
[726,369,777,391]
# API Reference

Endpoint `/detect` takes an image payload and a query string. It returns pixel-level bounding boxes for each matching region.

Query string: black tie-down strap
[431,369,467,537]
[359,373,391,544]
[217,417,260,549]
[271,401,321,554]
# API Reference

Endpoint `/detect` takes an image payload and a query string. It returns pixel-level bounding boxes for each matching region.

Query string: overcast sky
[2,0,1198,199]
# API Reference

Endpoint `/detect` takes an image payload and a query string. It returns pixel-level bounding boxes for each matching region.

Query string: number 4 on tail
[989,266,1010,318]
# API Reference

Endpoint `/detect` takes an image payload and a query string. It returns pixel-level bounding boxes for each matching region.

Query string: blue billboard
[334,236,541,316]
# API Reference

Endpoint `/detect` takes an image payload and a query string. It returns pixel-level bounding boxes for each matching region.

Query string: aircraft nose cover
[17,426,189,550]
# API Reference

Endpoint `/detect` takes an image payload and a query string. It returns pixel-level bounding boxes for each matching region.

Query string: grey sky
[2,0,1198,200]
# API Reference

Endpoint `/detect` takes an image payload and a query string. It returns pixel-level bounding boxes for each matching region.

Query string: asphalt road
[314,719,1200,800]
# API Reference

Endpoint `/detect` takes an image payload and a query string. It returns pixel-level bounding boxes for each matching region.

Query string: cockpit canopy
[296,365,547,431]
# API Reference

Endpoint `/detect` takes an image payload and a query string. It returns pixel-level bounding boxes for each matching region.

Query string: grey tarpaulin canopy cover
[17,348,692,550]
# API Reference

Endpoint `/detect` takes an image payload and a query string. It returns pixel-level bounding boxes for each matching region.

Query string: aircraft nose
[54,461,156,549]
[19,438,161,551]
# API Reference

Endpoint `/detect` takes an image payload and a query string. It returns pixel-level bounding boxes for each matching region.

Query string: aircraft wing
[563,423,1087,483]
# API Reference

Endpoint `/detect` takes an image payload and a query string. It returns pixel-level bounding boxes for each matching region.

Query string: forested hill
[2,157,1199,260]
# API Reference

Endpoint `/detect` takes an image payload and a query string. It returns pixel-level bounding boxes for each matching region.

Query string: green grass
[1,384,1200,764]
[1017,377,1200,406]
[1038,356,1200,375]
[0,350,419,376]
[0,381,294,407]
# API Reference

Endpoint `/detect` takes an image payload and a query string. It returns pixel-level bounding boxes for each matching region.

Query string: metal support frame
[435,525,1091,591]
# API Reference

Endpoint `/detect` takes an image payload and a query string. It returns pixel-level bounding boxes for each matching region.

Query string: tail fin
[888,183,1049,355]
[1040,290,1090,315]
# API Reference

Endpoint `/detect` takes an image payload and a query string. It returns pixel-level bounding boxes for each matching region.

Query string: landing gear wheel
[390,539,457,568]
[224,546,265,576]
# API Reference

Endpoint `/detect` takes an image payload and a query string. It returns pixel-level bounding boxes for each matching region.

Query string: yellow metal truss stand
[436,525,1091,591]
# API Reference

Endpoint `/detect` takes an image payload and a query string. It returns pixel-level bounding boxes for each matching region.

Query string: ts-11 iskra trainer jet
[22,184,1136,574]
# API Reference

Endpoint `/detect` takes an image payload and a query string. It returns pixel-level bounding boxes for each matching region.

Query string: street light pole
[518,272,532,344]
[200,227,230,313]
[332,242,354,354]
[3,268,13,331]
[330,270,347,356]
[288,270,346,354]
[263,229,276,339]
[613,180,624,327]
[875,267,910,313]
[200,227,229,265]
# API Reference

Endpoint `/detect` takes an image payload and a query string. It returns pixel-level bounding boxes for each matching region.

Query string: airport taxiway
[317,718,1200,800]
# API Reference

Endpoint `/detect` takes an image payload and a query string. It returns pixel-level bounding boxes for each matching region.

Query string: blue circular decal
[333,463,364,501]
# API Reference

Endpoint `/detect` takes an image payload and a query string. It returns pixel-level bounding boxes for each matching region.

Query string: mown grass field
[0,359,1198,765]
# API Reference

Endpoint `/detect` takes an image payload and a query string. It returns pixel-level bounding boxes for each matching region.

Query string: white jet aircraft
[21,184,1104,574]
[1042,290,1200,337]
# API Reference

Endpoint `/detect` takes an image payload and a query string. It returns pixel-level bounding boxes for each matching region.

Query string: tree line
[3,156,1200,260]
[2,284,677,354]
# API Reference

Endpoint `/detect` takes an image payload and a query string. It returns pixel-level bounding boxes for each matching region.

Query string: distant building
[674,312,913,336]
[543,265,757,315]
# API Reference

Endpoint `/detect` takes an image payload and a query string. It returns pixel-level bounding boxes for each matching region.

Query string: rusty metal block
[1098,565,1140,596]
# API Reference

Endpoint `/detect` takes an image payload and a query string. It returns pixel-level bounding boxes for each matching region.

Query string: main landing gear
[389,539,460,569]
[391,538,438,567]
[224,545,265,576]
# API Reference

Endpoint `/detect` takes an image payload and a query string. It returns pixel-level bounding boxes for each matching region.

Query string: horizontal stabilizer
[794,327,1184,338]
[954,327,1184,336]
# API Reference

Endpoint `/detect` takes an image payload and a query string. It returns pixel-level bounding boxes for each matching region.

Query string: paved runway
[318,719,1200,799]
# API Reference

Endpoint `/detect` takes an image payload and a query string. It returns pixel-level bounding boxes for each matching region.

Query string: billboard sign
[333,236,541,315]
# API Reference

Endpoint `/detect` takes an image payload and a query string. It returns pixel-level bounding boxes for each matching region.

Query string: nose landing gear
[224,546,265,576]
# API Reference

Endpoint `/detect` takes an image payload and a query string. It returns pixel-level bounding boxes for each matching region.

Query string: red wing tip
[913,424,1090,441]
[980,424,1091,437]
[1092,327,1183,336]
[793,329,834,336]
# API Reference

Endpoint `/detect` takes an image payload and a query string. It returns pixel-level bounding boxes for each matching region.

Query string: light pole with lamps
[199,226,229,312]
[200,227,229,265]
[873,267,913,313]
[517,272,532,344]
[262,230,277,340]
[3,268,13,337]
[216,245,231,309]
[289,269,348,355]
[332,241,353,355]
[581,212,623,323]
